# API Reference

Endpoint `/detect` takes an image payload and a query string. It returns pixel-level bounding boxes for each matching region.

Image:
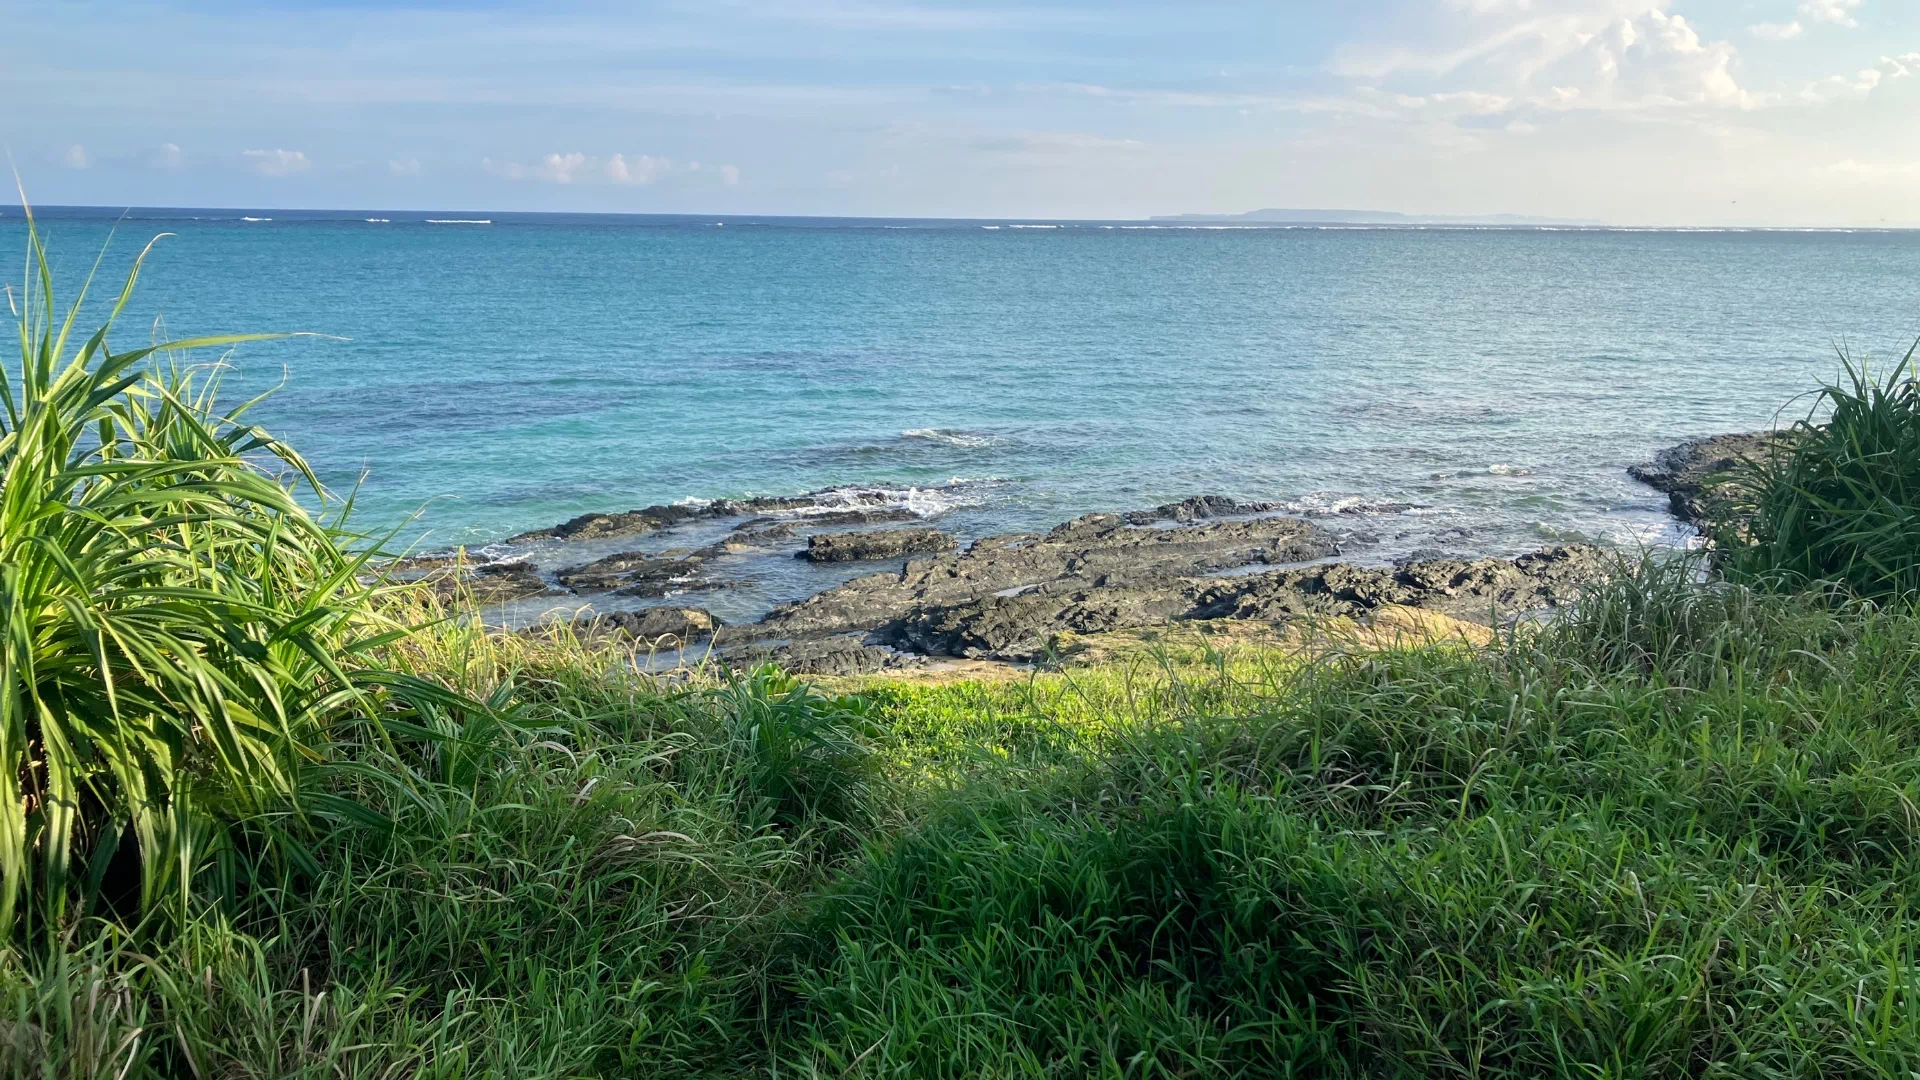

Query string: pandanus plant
[0,207,426,936]
[1720,344,1920,602]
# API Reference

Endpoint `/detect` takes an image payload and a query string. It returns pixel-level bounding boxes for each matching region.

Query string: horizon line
[7,203,1920,232]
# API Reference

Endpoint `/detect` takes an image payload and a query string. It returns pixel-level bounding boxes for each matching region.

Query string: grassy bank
[10,568,1920,1078]
[9,225,1920,1077]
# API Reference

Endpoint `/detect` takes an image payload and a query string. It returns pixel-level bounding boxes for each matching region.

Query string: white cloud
[487,151,685,185]
[605,152,671,184]
[1799,0,1862,27]
[719,164,741,186]
[388,157,422,176]
[1802,67,1881,101]
[62,144,91,169]
[1819,159,1920,182]
[242,148,311,176]
[1750,21,1803,41]
[1430,90,1513,114]
[1331,4,1754,114]
[535,151,589,183]
[149,142,183,168]
[1884,53,1920,78]
[1800,54,1918,102]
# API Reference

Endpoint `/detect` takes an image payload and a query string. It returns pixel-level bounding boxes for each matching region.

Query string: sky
[4,0,1918,224]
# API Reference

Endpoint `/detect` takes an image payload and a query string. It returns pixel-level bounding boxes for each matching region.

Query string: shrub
[0,213,403,935]
[1719,348,1920,601]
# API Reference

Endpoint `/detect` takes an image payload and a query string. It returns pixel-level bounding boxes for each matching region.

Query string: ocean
[7,206,1919,623]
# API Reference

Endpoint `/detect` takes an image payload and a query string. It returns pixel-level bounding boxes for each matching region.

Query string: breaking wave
[1283,491,1434,517]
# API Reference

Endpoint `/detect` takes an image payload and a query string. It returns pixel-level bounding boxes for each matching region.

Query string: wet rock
[1122,495,1276,525]
[418,560,558,603]
[723,508,924,549]
[375,551,561,601]
[510,488,938,545]
[579,606,722,645]
[799,528,959,563]
[1630,432,1789,527]
[1294,501,1421,518]
[384,552,461,573]
[726,518,802,543]
[554,550,708,593]
[512,502,724,544]
[616,577,749,599]
[798,507,922,527]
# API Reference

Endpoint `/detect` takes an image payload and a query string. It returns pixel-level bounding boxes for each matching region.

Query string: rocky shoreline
[391,433,1777,676]
[1626,431,1788,529]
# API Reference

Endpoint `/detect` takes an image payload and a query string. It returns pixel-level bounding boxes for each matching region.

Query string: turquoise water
[8,207,1920,616]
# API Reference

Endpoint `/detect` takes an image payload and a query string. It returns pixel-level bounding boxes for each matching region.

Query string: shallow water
[8,207,1918,622]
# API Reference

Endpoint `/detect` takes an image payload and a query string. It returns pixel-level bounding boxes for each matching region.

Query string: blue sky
[6,0,1918,223]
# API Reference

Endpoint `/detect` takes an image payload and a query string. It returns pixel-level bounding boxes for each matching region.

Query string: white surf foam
[781,477,1004,520]
[1283,492,1433,516]
[901,427,1000,448]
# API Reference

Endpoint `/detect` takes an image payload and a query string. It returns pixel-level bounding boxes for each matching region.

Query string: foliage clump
[1719,347,1920,601]
[0,215,438,937]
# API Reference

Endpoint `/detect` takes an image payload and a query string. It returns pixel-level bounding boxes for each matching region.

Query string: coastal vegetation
[7,225,1920,1078]
[1718,349,1920,601]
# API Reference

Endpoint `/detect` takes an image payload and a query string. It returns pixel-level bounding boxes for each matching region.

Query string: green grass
[9,226,1920,1077]
[10,562,1920,1078]
[788,568,1920,1077]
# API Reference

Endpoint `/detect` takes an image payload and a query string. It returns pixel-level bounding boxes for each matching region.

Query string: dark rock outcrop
[412,489,1616,671]
[509,488,937,544]
[460,561,560,602]
[512,502,723,544]
[727,508,920,547]
[1188,546,1606,626]
[800,528,959,563]
[1122,495,1277,525]
[752,510,1341,642]
[555,551,703,592]
[1630,432,1788,527]
[890,545,1607,662]
[390,558,559,602]
[578,606,722,645]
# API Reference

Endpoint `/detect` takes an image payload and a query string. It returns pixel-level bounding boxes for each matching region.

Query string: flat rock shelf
[388,488,1640,675]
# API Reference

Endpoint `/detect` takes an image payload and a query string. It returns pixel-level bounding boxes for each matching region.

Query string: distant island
[1150,208,1601,226]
